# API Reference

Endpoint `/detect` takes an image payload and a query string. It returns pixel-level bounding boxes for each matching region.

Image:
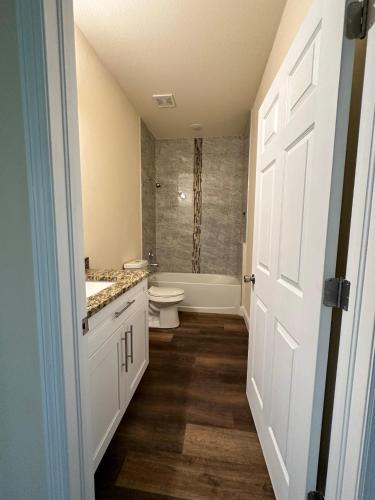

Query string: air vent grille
[152,94,176,108]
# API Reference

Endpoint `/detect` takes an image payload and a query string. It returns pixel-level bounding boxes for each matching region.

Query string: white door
[326,18,375,500]
[247,0,354,498]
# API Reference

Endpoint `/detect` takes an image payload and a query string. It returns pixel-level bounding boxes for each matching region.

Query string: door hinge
[82,316,89,335]
[323,277,351,311]
[346,0,375,39]
[307,491,325,500]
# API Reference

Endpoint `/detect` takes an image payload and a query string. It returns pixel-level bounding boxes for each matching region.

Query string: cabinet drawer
[87,279,148,358]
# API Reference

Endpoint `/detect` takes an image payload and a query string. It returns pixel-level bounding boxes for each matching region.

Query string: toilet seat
[148,286,184,302]
[148,286,184,298]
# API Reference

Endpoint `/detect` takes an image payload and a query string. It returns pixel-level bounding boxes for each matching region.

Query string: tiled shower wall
[141,122,156,259]
[141,125,248,276]
[155,139,194,273]
[200,137,245,276]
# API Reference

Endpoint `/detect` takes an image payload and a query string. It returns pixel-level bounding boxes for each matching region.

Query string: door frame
[325,21,375,500]
[16,0,94,498]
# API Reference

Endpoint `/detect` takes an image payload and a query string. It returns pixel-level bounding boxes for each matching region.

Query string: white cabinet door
[125,303,149,402]
[88,325,124,470]
[247,0,354,498]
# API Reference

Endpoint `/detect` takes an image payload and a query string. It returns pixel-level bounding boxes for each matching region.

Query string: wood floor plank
[117,451,274,500]
[94,312,274,499]
[149,332,175,343]
[116,417,186,454]
[183,423,265,466]
[97,486,177,500]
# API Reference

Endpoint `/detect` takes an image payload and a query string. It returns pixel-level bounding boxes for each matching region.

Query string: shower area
[141,121,249,313]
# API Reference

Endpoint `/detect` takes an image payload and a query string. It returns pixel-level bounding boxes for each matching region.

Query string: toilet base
[149,304,180,329]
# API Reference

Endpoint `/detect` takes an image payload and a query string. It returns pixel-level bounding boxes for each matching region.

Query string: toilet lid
[148,286,184,298]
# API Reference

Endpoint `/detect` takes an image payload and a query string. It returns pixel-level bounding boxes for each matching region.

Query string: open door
[246,0,355,498]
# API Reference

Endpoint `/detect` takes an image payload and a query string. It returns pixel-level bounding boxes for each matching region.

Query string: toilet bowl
[148,286,184,328]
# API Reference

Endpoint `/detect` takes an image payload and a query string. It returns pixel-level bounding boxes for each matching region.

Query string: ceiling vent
[152,94,176,108]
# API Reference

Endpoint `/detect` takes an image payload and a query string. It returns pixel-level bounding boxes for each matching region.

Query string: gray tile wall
[141,131,248,276]
[200,137,245,276]
[155,139,194,272]
[141,121,156,260]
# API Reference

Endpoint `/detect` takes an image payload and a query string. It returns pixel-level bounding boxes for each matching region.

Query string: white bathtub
[148,272,241,315]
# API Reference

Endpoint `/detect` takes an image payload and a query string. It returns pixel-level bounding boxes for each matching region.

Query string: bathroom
[4,0,375,499]
[73,0,365,497]
[74,0,268,496]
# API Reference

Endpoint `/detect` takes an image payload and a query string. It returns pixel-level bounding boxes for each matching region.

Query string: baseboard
[240,305,250,331]
[178,305,241,315]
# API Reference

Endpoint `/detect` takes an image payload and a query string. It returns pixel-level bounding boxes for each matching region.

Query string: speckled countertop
[86,268,150,318]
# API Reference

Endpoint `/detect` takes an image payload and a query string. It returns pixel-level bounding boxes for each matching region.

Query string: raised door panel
[88,325,124,470]
[268,321,299,484]
[278,130,313,296]
[257,161,276,276]
[251,298,268,409]
[287,25,321,118]
[262,96,279,150]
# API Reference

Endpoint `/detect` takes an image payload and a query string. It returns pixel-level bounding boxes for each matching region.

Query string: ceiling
[74,0,287,139]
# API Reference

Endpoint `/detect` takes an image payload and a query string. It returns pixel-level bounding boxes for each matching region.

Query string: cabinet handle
[129,325,134,364]
[114,299,135,318]
[121,332,128,372]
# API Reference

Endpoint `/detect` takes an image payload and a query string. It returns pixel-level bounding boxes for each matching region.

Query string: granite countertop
[86,268,150,318]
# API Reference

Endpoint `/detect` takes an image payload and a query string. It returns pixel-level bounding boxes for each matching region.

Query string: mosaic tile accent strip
[192,138,203,273]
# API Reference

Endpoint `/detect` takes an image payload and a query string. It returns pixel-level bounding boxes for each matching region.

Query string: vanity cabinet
[86,279,148,470]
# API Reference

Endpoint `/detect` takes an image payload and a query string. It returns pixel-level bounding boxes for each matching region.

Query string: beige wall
[242,0,314,314]
[75,27,142,269]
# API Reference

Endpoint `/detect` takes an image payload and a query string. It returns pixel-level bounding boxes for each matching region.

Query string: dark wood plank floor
[95,312,275,500]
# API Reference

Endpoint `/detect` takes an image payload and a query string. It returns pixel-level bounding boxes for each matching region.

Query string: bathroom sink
[85,281,114,298]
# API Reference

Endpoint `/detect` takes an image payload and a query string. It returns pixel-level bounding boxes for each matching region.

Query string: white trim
[16,0,93,498]
[241,109,255,317]
[16,2,70,497]
[326,24,375,500]
[359,371,375,496]
[179,305,240,315]
[244,109,254,247]
[240,305,250,331]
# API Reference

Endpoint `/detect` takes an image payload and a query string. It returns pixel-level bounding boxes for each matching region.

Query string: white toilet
[148,286,184,329]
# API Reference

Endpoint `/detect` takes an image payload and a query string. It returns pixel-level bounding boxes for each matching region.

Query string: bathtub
[148,272,241,315]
